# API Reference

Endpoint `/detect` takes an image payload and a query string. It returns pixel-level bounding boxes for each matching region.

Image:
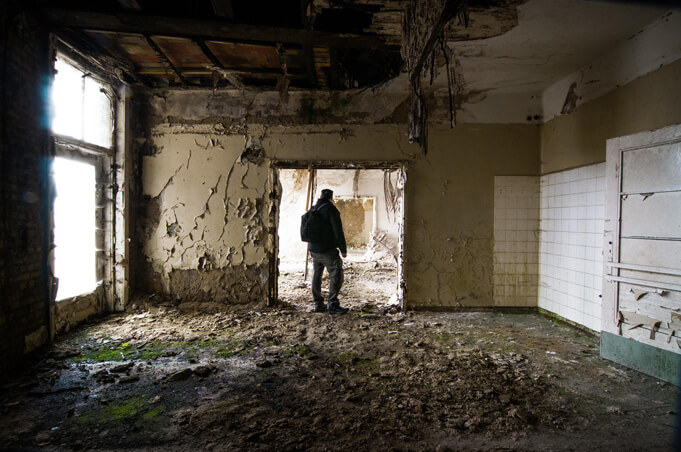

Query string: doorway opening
[275,165,405,312]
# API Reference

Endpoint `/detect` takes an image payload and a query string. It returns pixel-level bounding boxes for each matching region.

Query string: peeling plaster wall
[540,56,681,174]
[140,130,270,303]
[136,87,539,308]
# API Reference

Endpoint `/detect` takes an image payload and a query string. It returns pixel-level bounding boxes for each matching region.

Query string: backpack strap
[314,202,331,211]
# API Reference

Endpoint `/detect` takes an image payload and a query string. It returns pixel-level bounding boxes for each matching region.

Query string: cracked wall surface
[140,131,270,302]
[136,88,539,308]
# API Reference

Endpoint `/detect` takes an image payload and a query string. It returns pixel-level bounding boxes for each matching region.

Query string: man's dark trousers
[311,249,344,302]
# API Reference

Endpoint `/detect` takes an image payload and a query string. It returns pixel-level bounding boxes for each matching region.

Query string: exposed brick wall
[0,5,52,379]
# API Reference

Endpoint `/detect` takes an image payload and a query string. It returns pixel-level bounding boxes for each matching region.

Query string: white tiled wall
[493,176,540,306]
[538,163,606,331]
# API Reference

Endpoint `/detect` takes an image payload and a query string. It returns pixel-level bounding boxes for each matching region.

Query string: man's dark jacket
[309,198,347,254]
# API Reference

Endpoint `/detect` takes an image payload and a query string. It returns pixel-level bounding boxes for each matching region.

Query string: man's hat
[321,189,333,200]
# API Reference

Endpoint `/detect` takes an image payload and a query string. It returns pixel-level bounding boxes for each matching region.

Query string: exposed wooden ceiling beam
[53,29,147,86]
[144,35,186,85]
[138,69,308,77]
[39,9,388,49]
[195,39,225,69]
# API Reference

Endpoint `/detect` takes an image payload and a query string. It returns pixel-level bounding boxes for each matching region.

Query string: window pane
[51,56,113,148]
[83,77,113,148]
[51,57,84,140]
[53,157,97,300]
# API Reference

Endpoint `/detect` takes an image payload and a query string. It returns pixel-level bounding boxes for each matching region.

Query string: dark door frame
[269,160,408,310]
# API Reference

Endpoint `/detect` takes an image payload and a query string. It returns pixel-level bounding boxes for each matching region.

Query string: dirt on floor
[278,248,399,310]
[0,299,678,451]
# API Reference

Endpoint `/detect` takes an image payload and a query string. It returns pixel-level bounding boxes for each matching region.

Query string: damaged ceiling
[445,0,671,96]
[35,0,408,89]
[33,0,545,91]
[31,0,676,126]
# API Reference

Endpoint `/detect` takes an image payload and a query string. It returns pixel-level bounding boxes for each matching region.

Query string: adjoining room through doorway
[276,167,404,312]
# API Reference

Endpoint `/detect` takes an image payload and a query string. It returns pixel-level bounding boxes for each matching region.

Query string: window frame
[49,48,120,323]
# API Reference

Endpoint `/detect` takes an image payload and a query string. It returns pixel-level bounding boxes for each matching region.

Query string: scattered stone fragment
[110,362,134,373]
[607,406,624,415]
[256,360,273,368]
[118,375,140,383]
[165,368,193,382]
[194,366,213,377]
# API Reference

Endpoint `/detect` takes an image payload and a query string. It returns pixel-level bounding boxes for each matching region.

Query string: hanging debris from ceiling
[402,0,468,152]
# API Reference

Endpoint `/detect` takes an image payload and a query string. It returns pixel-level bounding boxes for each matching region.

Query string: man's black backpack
[300,203,330,243]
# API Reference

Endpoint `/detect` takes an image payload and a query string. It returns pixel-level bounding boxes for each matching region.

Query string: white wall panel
[620,192,681,238]
[538,163,605,331]
[621,143,681,193]
[619,238,681,268]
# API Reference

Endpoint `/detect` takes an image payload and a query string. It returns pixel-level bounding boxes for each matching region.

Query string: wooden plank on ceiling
[40,9,387,49]
[205,41,281,69]
[152,36,213,69]
[87,30,169,74]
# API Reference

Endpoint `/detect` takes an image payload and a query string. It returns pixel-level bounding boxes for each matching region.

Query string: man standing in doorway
[309,189,349,314]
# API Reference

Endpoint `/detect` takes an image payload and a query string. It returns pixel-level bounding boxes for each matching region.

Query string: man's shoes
[328,302,349,315]
[313,301,327,313]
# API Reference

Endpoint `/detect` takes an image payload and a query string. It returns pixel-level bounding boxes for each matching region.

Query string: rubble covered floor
[278,248,399,311]
[0,305,677,450]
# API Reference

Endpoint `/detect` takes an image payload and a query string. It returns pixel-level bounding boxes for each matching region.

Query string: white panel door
[603,124,681,353]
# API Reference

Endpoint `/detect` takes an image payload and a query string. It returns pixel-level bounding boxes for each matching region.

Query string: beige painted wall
[541,58,681,174]
[407,124,539,307]
[137,91,539,308]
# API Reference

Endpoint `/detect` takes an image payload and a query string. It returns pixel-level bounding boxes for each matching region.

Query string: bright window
[53,157,97,300]
[51,56,113,148]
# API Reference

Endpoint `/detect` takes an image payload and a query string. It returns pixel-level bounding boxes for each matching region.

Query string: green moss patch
[71,336,260,364]
[77,396,165,425]
[334,352,378,373]
[286,344,317,360]
[215,339,255,358]
[72,341,167,363]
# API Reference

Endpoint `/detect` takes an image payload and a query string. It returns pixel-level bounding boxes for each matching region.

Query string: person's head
[321,189,333,200]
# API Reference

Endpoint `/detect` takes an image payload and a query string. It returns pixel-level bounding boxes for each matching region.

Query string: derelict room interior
[1,0,681,450]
